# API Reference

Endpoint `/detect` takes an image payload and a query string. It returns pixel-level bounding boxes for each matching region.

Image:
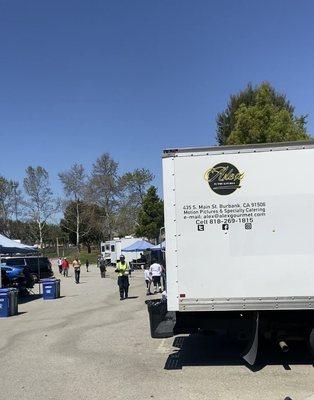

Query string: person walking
[149,261,162,293]
[57,257,63,274]
[144,266,152,295]
[61,257,69,277]
[73,258,81,284]
[85,259,89,272]
[115,254,129,300]
[99,256,106,278]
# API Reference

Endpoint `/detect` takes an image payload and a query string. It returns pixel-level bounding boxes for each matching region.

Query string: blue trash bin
[0,289,10,317]
[0,288,18,317]
[41,279,60,300]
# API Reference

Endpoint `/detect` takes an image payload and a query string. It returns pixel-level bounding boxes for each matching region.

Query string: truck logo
[204,163,244,195]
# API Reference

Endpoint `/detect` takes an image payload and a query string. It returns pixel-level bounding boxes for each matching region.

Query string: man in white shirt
[149,262,162,293]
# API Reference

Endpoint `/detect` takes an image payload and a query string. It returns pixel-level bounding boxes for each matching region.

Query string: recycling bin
[41,278,61,300]
[0,289,10,317]
[0,288,18,317]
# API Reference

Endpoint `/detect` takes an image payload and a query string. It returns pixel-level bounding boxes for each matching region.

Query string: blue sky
[1,0,314,199]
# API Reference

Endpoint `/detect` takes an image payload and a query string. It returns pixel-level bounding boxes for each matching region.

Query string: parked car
[1,264,24,282]
[1,256,53,282]
[0,265,34,288]
[0,268,10,287]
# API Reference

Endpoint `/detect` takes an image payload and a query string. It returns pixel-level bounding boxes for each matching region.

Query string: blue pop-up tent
[121,240,154,269]
[0,234,37,254]
[151,241,165,251]
[122,240,154,252]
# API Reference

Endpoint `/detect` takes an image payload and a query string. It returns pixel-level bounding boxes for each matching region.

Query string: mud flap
[243,312,259,365]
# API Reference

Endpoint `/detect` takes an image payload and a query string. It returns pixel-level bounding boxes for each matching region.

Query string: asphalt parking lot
[0,265,313,400]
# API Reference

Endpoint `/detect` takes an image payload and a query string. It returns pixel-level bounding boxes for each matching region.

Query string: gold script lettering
[204,166,244,183]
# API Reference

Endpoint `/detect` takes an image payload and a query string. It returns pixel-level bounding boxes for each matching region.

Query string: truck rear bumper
[179,296,314,312]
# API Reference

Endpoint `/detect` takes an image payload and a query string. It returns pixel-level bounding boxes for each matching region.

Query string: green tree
[135,186,164,241]
[0,176,16,235]
[116,168,154,236]
[7,220,37,245]
[24,166,59,247]
[216,82,310,145]
[119,168,154,207]
[115,203,138,237]
[60,201,103,252]
[44,223,69,244]
[89,153,119,239]
[59,164,88,253]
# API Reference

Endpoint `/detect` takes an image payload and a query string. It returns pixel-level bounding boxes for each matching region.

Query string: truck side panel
[163,146,314,312]
[163,157,179,311]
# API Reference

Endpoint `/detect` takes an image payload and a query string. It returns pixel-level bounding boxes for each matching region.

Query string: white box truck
[147,141,314,364]
[101,237,140,265]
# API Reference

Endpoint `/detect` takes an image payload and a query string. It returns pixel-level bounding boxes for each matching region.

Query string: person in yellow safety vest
[115,254,130,300]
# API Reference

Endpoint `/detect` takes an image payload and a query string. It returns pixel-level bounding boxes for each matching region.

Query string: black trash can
[146,299,174,338]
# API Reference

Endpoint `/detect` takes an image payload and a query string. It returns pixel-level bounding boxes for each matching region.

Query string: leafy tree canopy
[60,201,103,247]
[135,186,164,241]
[216,82,310,145]
[119,168,154,207]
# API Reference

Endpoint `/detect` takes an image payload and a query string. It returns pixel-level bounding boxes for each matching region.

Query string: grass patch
[43,248,100,264]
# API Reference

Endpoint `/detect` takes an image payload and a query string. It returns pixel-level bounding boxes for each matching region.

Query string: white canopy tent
[0,234,37,254]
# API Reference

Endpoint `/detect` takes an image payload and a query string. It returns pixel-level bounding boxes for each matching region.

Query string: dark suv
[2,256,54,282]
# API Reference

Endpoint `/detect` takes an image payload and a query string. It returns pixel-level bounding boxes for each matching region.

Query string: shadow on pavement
[19,294,68,303]
[17,311,27,315]
[164,333,314,372]
[18,294,42,304]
